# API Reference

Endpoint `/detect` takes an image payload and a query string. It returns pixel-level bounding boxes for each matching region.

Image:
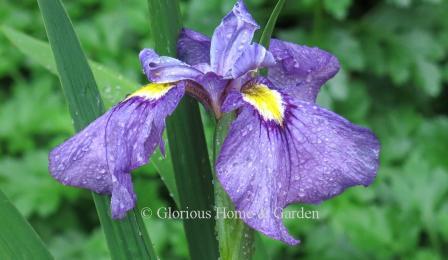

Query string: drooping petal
[177,28,211,66]
[217,79,379,245]
[268,39,340,102]
[210,0,259,76]
[49,83,185,218]
[140,48,203,83]
[231,43,276,78]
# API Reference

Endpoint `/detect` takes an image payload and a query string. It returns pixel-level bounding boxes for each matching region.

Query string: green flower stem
[213,113,255,260]
[146,0,219,259]
[37,0,156,259]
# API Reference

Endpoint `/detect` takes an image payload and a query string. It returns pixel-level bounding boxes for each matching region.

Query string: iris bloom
[49,0,379,245]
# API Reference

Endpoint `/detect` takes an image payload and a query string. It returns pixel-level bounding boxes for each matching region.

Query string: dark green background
[0,0,447,259]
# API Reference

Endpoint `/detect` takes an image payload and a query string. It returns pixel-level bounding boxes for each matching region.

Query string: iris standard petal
[210,0,259,76]
[268,39,340,102]
[231,43,276,79]
[217,79,379,245]
[140,48,203,83]
[177,28,211,66]
[49,83,185,218]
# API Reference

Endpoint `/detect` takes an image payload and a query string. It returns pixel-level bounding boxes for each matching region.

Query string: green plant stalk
[37,0,156,259]
[213,113,255,260]
[0,189,53,259]
[146,0,219,259]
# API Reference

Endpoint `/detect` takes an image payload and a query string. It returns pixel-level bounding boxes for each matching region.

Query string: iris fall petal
[217,79,379,245]
[49,83,185,218]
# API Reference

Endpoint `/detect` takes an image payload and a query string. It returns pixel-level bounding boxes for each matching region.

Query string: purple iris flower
[49,0,379,245]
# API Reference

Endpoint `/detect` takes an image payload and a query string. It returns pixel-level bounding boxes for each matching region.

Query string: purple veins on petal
[49,83,185,219]
[216,79,379,245]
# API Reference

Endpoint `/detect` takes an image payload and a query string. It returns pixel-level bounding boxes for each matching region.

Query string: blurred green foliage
[0,0,447,259]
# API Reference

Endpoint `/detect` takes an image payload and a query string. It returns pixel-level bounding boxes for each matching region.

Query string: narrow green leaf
[2,26,180,207]
[37,0,157,259]
[146,0,219,259]
[0,189,53,259]
[213,114,255,260]
[259,0,287,49]
[1,26,134,107]
[259,0,286,76]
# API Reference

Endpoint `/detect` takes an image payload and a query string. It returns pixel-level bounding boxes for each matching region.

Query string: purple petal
[231,43,276,78]
[210,0,259,76]
[193,72,230,115]
[216,83,379,245]
[268,39,340,102]
[221,89,246,113]
[139,48,203,83]
[49,83,185,218]
[177,28,211,65]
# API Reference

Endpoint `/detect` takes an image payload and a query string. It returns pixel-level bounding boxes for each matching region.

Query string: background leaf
[415,58,442,96]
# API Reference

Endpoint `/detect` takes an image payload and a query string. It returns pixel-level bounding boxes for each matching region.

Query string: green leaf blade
[259,0,287,50]
[2,26,134,107]
[146,0,219,259]
[259,0,286,76]
[37,0,103,130]
[0,189,53,260]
